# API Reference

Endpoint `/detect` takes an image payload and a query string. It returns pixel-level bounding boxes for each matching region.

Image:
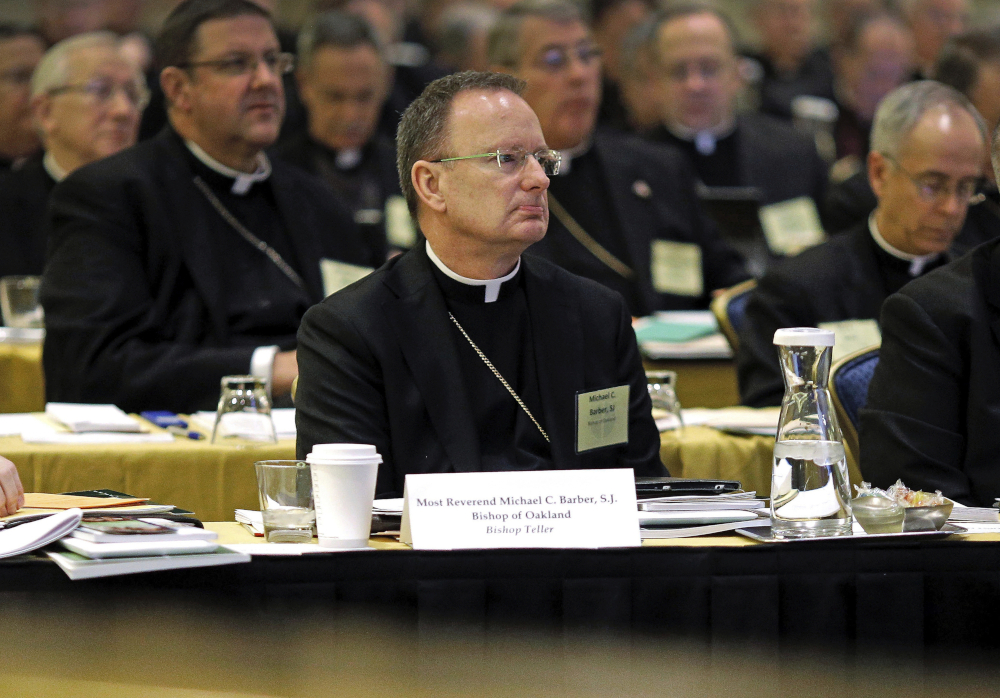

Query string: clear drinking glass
[254,460,315,543]
[0,276,44,328]
[771,328,853,538]
[647,370,683,432]
[211,375,277,444]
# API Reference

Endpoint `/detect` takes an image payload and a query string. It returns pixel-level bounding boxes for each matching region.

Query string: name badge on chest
[576,385,629,453]
[651,240,704,297]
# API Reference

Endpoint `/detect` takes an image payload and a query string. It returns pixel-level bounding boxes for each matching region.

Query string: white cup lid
[307,443,382,465]
[773,327,835,347]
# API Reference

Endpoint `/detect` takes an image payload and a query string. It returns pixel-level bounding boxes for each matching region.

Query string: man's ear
[30,94,53,140]
[160,66,190,112]
[412,160,447,213]
[868,150,888,201]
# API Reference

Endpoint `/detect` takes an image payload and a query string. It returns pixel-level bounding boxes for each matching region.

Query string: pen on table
[167,425,204,440]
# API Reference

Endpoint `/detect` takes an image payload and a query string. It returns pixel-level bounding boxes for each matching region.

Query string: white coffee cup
[306,443,382,549]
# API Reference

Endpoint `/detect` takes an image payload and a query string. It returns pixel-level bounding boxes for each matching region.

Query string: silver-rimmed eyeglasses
[882,153,985,206]
[431,148,562,176]
[178,51,295,77]
[48,77,151,110]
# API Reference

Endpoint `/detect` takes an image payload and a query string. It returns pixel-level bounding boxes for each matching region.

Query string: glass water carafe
[771,328,852,538]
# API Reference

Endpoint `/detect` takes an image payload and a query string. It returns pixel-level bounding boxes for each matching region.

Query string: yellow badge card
[651,240,704,297]
[385,195,418,249]
[819,319,882,363]
[759,196,826,256]
[576,385,629,453]
[320,258,374,297]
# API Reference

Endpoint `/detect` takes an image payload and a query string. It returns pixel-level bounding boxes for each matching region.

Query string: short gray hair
[297,11,383,70]
[871,80,987,159]
[31,31,123,98]
[487,0,587,69]
[396,71,526,217]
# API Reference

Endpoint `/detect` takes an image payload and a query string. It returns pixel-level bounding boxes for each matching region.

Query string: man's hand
[0,457,24,517]
[271,350,298,398]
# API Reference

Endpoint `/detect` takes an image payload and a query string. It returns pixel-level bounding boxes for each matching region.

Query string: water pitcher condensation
[771,328,853,538]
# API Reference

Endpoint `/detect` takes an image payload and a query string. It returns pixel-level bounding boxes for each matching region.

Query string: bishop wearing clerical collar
[40,0,369,413]
[295,70,666,497]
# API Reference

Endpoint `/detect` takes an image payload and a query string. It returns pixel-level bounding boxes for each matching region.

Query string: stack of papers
[11,404,176,444]
[635,311,733,360]
[47,547,250,580]
[681,407,781,436]
[638,492,770,539]
[45,403,143,432]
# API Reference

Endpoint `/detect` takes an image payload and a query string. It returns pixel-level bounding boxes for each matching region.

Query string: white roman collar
[335,148,362,170]
[666,117,737,155]
[869,212,940,276]
[426,241,520,303]
[42,151,69,182]
[556,138,592,176]
[185,140,271,195]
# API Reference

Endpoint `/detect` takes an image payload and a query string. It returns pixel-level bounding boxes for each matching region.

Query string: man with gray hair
[0,31,146,278]
[295,70,666,497]
[860,96,1000,507]
[738,80,987,407]
[40,0,368,413]
[275,11,414,264]
[487,0,747,316]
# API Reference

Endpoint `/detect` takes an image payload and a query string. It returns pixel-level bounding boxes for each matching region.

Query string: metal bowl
[902,500,954,532]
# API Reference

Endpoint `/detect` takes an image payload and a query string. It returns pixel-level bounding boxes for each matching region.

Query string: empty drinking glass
[647,370,683,432]
[211,375,277,444]
[0,276,43,328]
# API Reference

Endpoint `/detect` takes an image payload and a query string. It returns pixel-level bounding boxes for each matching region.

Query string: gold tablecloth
[1,432,294,521]
[0,341,44,414]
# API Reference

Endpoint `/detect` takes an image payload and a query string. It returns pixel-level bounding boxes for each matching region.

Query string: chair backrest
[710,279,757,352]
[830,346,879,487]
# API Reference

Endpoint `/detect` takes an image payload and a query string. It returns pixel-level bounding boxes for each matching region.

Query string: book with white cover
[0,509,82,558]
[60,537,219,559]
[69,518,218,543]
[45,403,143,433]
[47,546,251,580]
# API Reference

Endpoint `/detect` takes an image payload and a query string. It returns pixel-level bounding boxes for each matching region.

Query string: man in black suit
[295,71,666,497]
[738,81,987,407]
[648,5,827,209]
[0,32,147,278]
[859,123,1000,508]
[0,25,44,170]
[824,28,1000,254]
[274,11,415,264]
[41,0,367,414]
[487,0,746,316]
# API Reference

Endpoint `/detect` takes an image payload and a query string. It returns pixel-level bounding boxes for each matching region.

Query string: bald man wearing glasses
[296,71,666,497]
[41,0,369,414]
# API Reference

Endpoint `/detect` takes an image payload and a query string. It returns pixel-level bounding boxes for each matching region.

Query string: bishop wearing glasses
[41,0,370,413]
[295,71,667,497]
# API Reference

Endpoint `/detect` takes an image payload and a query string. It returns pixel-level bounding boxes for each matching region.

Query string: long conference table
[1,422,775,520]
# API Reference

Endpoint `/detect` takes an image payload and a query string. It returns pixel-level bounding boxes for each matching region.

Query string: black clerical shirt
[545,147,642,312]
[185,151,312,349]
[428,260,552,472]
[652,126,741,188]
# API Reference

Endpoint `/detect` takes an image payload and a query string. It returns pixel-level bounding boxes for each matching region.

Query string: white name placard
[400,469,639,550]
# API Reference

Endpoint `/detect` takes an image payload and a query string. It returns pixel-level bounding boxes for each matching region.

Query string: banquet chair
[829,346,879,486]
[710,279,757,352]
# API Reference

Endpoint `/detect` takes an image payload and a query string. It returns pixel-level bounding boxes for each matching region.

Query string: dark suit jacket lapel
[158,131,232,342]
[522,257,585,468]
[986,242,1000,349]
[382,247,482,472]
[847,223,888,319]
[592,134,656,311]
[269,161,327,301]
